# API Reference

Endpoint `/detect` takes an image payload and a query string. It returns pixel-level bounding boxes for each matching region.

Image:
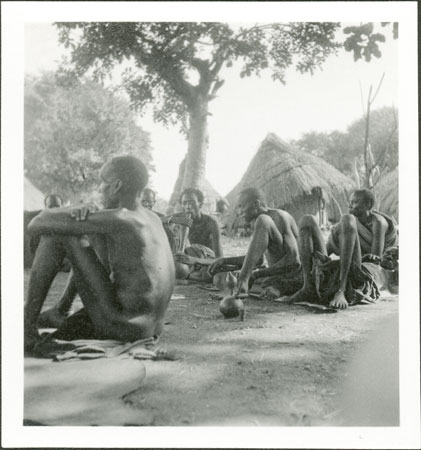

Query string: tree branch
[370,72,385,105]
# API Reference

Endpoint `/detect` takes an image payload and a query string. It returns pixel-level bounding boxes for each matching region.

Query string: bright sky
[24,23,398,200]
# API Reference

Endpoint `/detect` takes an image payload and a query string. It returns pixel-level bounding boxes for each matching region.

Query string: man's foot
[278,285,317,303]
[38,307,72,328]
[329,290,349,309]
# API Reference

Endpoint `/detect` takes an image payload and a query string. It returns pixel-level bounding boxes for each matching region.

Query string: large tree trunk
[181,95,209,190]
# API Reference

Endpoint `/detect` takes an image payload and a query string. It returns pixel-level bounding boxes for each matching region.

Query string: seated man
[24,156,175,353]
[140,187,164,217]
[285,189,398,309]
[173,188,223,280]
[39,186,191,327]
[208,188,301,296]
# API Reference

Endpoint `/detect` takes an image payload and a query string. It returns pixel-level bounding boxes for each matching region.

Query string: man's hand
[70,203,99,222]
[207,257,227,276]
[236,277,249,297]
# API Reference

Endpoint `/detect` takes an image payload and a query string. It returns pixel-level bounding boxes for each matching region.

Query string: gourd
[219,272,245,320]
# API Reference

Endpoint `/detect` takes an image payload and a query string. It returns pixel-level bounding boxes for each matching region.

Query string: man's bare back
[24,156,175,352]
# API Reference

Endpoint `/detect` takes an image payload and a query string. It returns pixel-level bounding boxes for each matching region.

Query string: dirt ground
[24,236,399,426]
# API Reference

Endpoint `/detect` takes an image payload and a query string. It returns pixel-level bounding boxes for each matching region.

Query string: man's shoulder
[370,211,389,230]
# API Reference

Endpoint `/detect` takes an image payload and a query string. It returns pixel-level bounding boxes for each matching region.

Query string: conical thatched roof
[24,177,44,211]
[169,157,224,214]
[226,133,355,227]
[376,167,398,221]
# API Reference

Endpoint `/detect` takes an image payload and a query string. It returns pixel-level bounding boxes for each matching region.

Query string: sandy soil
[24,236,399,426]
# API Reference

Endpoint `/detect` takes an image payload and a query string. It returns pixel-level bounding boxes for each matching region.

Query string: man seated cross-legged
[284,189,398,309]
[172,188,223,281]
[208,188,302,297]
[24,156,175,354]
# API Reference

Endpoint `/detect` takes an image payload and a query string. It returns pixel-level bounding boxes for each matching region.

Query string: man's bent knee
[298,214,318,230]
[255,214,275,232]
[340,214,357,231]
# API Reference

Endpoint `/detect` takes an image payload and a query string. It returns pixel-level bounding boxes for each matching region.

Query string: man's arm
[28,206,127,237]
[371,215,388,256]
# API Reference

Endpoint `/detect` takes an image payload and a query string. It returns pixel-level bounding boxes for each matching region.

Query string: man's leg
[330,214,362,309]
[282,215,327,302]
[60,237,155,341]
[24,236,66,350]
[237,215,281,293]
[37,270,78,328]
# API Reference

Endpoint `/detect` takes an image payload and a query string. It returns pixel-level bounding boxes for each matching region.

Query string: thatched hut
[169,157,224,214]
[226,133,355,230]
[376,167,398,221]
[24,177,44,211]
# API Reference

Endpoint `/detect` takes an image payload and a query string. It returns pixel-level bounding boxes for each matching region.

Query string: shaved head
[101,156,149,195]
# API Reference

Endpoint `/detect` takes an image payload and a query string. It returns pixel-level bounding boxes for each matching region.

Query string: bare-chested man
[38,186,189,329]
[208,188,300,296]
[285,188,398,309]
[24,156,175,353]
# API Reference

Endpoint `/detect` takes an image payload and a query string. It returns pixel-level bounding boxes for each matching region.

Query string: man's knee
[340,214,357,232]
[298,214,318,231]
[255,214,274,233]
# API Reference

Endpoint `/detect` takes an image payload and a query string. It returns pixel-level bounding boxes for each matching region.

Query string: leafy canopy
[56,22,345,133]
[292,106,398,176]
[25,72,153,202]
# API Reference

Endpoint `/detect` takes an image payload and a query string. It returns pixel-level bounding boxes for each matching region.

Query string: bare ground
[24,236,399,426]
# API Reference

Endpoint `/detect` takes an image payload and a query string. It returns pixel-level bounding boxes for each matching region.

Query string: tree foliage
[24,72,153,202]
[55,22,343,136]
[292,106,398,177]
[54,21,396,192]
[55,22,396,132]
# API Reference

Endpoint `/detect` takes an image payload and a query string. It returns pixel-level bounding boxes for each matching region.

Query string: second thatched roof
[376,167,398,221]
[226,133,355,225]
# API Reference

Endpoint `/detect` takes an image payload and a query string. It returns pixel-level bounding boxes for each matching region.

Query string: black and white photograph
[1,1,419,448]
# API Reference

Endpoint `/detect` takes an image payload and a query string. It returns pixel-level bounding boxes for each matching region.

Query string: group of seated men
[24,155,398,353]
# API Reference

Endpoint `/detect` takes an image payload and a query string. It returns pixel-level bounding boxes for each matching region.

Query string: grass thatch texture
[226,133,355,228]
[24,177,44,211]
[376,167,398,221]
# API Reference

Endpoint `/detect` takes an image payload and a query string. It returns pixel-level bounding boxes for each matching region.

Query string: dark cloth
[188,213,218,250]
[329,211,398,255]
[249,263,303,298]
[50,308,98,341]
[311,251,380,306]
